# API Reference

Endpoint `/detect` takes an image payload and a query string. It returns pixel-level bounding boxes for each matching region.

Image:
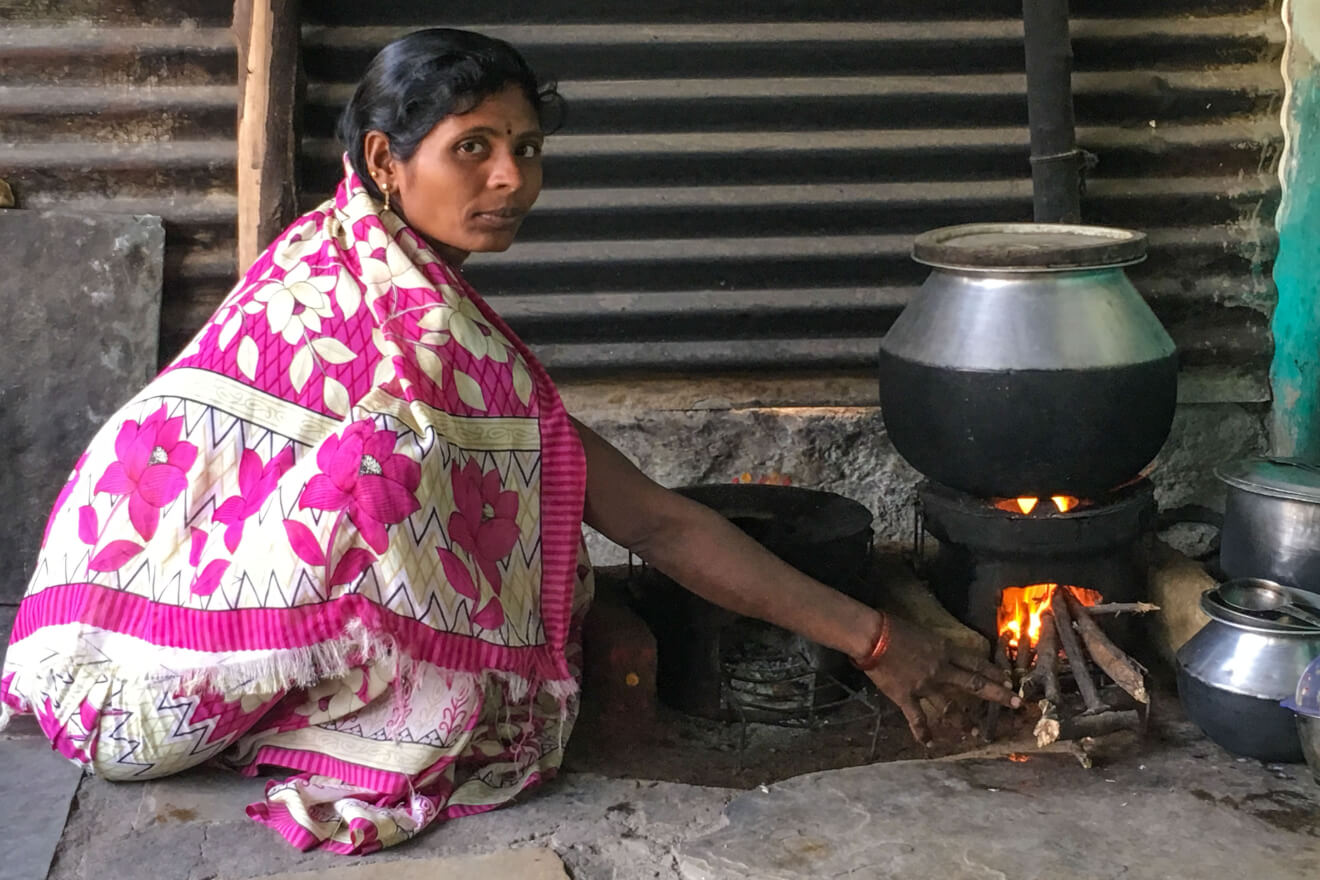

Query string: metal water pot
[879,223,1178,498]
[1217,458,1320,590]
[1176,590,1320,762]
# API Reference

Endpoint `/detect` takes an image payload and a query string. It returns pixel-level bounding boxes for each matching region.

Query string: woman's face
[367,83,544,266]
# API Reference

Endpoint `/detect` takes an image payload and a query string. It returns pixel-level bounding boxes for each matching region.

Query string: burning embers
[992,495,1084,515]
[989,583,1158,752]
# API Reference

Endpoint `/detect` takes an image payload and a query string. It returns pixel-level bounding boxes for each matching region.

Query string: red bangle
[851,612,891,671]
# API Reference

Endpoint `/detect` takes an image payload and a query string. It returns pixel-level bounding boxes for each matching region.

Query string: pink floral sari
[0,161,593,854]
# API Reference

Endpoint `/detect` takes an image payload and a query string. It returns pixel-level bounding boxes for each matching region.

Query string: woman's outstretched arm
[570,417,1019,745]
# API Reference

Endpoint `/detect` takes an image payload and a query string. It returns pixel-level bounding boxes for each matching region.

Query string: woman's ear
[362,131,395,191]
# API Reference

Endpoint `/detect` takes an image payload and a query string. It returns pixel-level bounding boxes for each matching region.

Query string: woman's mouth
[471,209,524,232]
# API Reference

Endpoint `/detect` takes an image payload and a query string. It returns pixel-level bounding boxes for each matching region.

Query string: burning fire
[994,495,1083,515]
[998,583,1103,654]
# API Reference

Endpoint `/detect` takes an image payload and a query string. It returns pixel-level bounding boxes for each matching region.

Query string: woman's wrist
[850,611,892,671]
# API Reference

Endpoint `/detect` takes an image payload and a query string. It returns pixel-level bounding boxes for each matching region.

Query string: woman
[0,28,1017,854]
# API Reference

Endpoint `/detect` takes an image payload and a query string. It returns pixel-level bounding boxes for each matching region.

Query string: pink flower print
[93,405,198,541]
[298,420,421,554]
[448,459,520,594]
[213,446,295,552]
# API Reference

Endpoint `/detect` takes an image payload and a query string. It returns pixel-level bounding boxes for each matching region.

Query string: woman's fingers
[898,695,933,746]
[933,667,1022,709]
[951,650,1013,687]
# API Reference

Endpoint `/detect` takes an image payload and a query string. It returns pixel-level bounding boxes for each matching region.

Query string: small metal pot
[1176,591,1320,762]
[1218,457,1320,590]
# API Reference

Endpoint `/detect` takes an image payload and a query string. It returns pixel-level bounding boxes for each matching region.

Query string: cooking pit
[626,484,889,754]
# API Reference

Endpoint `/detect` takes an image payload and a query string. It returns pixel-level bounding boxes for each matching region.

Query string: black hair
[336,28,565,200]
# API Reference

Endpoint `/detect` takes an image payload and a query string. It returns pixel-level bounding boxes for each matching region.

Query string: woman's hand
[861,615,1021,746]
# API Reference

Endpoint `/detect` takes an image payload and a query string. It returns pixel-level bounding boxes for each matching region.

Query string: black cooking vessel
[879,224,1178,498]
[879,355,1178,498]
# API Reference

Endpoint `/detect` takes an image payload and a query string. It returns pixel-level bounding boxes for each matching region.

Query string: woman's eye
[456,140,487,155]
[516,143,543,159]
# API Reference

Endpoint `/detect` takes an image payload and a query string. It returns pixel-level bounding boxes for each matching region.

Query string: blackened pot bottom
[878,353,1178,499]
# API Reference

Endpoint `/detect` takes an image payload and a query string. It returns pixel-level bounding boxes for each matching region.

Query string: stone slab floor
[4,710,1320,878]
[5,599,1320,879]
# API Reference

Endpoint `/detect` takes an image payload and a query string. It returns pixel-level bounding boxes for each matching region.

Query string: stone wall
[0,209,163,602]
[564,377,1268,565]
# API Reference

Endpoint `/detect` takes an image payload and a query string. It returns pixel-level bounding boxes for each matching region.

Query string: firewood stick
[1057,709,1141,741]
[1030,610,1064,746]
[1062,588,1149,705]
[1084,602,1161,616]
[1014,630,1033,683]
[1050,586,1105,714]
[983,630,1013,742]
[1035,609,1062,707]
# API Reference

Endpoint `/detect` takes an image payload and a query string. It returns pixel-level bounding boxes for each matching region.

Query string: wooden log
[1050,586,1104,714]
[1036,609,1062,707]
[1057,709,1141,741]
[1063,588,1149,705]
[1085,602,1161,616]
[1030,609,1064,747]
[235,0,301,270]
[1013,630,1033,683]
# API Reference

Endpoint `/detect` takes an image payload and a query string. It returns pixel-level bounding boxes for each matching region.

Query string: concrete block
[0,209,163,602]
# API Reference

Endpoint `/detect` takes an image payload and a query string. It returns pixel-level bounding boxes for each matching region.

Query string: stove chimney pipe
[1022,0,1082,223]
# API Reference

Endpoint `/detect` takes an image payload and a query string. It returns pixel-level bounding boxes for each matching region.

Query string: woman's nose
[487,148,523,190]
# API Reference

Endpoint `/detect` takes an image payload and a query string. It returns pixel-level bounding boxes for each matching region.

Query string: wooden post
[235,0,300,272]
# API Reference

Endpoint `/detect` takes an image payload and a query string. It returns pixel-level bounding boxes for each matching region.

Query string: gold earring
[373,173,390,212]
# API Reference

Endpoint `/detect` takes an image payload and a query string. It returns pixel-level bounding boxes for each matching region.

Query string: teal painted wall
[1273,0,1320,459]
[1272,70,1320,457]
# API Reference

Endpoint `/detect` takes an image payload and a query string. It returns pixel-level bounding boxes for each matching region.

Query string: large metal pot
[879,223,1178,498]
[1176,591,1320,762]
[1218,457,1320,590]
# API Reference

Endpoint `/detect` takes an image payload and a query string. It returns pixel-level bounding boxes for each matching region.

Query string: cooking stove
[916,479,1156,642]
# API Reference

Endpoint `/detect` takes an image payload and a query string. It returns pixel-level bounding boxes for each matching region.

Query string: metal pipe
[1023,0,1081,223]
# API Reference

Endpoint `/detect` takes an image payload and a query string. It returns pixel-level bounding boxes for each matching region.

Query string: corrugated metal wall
[0,0,238,362]
[299,0,1284,404]
[0,1,1284,404]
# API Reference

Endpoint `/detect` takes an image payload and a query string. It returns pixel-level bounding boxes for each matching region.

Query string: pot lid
[1199,590,1320,634]
[912,223,1148,271]
[1216,457,1320,503]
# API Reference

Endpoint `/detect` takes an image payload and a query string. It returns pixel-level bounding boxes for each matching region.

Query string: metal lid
[1216,457,1320,503]
[1199,590,1320,634]
[911,222,1148,272]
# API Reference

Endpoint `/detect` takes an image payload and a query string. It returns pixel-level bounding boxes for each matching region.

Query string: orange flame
[997,584,1104,654]
[1051,495,1080,513]
[993,495,1086,515]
